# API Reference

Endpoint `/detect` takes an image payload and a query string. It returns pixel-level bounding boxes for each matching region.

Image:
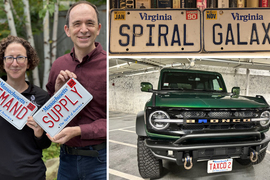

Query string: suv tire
[235,148,267,166]
[137,136,162,179]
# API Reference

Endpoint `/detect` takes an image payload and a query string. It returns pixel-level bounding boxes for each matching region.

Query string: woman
[0,36,51,179]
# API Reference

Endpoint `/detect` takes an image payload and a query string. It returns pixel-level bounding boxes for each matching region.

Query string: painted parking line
[119,129,136,133]
[267,150,270,155]
[109,140,137,148]
[109,126,135,132]
[109,168,147,180]
[109,115,136,120]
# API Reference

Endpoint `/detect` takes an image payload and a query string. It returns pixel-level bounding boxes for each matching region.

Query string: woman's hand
[26,116,43,138]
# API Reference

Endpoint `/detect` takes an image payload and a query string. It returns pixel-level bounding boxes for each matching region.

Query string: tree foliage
[0,0,106,40]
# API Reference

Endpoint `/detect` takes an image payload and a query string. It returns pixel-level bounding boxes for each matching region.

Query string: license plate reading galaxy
[203,8,270,52]
[33,78,93,137]
[109,9,201,54]
[0,78,38,130]
[207,158,233,173]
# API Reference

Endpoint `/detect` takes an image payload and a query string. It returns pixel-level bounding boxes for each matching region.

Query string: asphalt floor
[109,111,270,180]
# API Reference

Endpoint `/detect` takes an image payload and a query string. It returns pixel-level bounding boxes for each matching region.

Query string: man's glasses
[4,56,27,65]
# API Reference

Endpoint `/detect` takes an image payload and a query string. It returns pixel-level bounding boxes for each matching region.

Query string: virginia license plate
[33,78,93,137]
[0,78,38,130]
[203,8,270,52]
[207,158,233,173]
[110,9,201,54]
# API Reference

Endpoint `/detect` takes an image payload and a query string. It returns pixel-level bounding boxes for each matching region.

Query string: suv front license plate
[207,158,233,173]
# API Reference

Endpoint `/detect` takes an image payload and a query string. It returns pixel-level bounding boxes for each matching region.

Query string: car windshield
[161,72,226,92]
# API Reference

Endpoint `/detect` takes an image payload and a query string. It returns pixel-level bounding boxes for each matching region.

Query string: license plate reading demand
[0,78,37,130]
[33,78,93,137]
[110,9,201,54]
[203,8,270,52]
[207,159,233,173]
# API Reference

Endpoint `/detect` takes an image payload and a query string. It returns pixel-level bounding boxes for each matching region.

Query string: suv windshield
[161,72,226,92]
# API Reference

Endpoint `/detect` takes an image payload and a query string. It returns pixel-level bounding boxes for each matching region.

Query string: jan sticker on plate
[33,78,93,137]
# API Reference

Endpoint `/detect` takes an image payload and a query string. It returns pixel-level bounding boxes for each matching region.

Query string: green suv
[136,68,270,178]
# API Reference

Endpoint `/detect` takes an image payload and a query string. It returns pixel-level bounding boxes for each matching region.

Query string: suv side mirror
[231,87,240,96]
[141,82,153,92]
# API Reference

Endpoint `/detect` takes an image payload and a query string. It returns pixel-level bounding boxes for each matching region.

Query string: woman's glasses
[4,56,27,65]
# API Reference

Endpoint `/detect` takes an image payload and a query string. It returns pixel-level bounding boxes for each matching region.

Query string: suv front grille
[171,110,256,131]
[175,111,254,119]
[208,112,231,118]
[181,124,253,130]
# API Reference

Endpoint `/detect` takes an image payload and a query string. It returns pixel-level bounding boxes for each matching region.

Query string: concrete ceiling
[109,58,270,79]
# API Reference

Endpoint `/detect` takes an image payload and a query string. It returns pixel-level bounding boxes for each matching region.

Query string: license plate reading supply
[207,158,233,173]
[0,78,37,130]
[203,8,270,52]
[33,78,93,137]
[110,9,201,54]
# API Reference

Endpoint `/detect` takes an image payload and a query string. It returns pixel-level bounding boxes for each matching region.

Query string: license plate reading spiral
[0,78,38,130]
[33,78,93,137]
[207,158,233,173]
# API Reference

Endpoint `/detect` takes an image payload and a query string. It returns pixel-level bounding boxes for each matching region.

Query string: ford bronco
[136,68,270,178]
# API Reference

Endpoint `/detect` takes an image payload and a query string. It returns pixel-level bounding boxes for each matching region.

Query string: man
[46,1,106,180]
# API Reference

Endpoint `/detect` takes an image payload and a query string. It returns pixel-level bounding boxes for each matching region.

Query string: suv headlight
[149,111,170,130]
[260,111,270,127]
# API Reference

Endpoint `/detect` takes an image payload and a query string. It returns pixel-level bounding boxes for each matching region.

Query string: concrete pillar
[245,69,250,96]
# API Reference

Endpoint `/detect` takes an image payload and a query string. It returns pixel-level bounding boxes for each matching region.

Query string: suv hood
[150,92,268,108]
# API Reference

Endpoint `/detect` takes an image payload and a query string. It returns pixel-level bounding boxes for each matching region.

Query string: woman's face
[4,43,29,81]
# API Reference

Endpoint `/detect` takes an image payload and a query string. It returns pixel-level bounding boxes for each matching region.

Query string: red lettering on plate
[43,115,54,128]
[209,163,213,170]
[16,106,28,119]
[9,101,22,115]
[48,109,60,122]
[0,91,9,105]
[228,161,232,169]
[59,99,69,112]
[65,95,78,106]
[67,79,76,88]
[53,104,63,117]
[27,103,36,111]
[70,86,82,98]
[213,163,216,170]
[3,97,14,110]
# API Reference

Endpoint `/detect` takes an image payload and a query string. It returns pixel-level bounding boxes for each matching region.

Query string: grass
[42,142,60,162]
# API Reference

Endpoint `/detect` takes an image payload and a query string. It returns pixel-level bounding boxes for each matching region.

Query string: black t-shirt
[0,79,51,180]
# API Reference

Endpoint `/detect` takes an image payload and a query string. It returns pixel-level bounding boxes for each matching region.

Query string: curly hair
[0,35,39,72]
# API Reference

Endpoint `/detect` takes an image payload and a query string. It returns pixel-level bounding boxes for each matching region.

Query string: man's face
[64,4,101,53]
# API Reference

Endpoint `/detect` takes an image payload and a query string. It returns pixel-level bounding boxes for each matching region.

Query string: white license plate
[207,158,233,173]
[0,78,38,130]
[203,8,270,52]
[33,78,92,137]
[110,9,201,54]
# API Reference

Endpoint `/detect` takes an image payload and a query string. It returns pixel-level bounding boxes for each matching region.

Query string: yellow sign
[114,11,126,20]
[206,10,217,20]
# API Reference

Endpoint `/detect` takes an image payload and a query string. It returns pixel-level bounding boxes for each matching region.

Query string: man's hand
[46,126,81,144]
[55,70,77,93]
[26,116,44,138]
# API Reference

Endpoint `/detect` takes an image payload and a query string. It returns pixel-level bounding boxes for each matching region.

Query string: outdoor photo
[0,0,107,180]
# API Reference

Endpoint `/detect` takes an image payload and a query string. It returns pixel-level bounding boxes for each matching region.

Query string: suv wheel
[236,148,267,166]
[137,136,163,179]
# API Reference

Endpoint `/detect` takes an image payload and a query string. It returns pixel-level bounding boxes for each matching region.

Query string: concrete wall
[109,65,270,114]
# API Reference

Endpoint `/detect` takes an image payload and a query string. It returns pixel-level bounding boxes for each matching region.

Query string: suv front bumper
[145,131,270,165]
